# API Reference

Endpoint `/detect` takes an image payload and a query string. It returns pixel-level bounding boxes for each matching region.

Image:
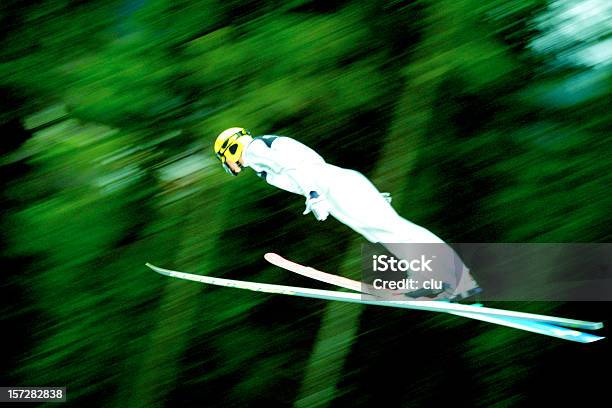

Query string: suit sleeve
[248,139,324,198]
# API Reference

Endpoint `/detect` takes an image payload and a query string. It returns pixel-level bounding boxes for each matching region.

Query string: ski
[263,253,607,341]
[146,263,604,343]
[264,253,604,331]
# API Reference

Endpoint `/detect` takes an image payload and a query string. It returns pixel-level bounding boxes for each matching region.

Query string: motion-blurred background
[1,0,610,406]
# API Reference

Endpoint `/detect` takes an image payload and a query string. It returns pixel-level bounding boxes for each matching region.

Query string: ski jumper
[242,135,478,293]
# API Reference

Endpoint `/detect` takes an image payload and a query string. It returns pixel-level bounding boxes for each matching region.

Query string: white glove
[381,192,392,203]
[303,191,331,221]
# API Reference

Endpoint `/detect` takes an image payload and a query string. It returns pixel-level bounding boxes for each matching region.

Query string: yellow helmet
[214,127,252,175]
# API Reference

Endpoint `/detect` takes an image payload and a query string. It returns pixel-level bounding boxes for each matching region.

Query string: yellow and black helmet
[214,127,252,175]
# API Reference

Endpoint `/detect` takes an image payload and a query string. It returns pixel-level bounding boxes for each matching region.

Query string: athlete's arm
[248,138,324,198]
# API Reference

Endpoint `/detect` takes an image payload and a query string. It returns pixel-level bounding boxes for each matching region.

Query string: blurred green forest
[1,0,610,407]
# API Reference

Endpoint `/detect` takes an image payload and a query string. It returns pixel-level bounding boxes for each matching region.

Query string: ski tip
[145,263,168,275]
[264,252,282,263]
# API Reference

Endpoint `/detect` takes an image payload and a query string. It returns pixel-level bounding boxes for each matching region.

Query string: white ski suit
[242,136,483,298]
[242,136,446,245]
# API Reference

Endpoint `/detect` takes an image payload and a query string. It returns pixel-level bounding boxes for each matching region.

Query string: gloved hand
[381,192,392,204]
[303,191,331,221]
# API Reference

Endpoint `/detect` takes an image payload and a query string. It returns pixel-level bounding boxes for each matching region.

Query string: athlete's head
[214,127,253,176]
